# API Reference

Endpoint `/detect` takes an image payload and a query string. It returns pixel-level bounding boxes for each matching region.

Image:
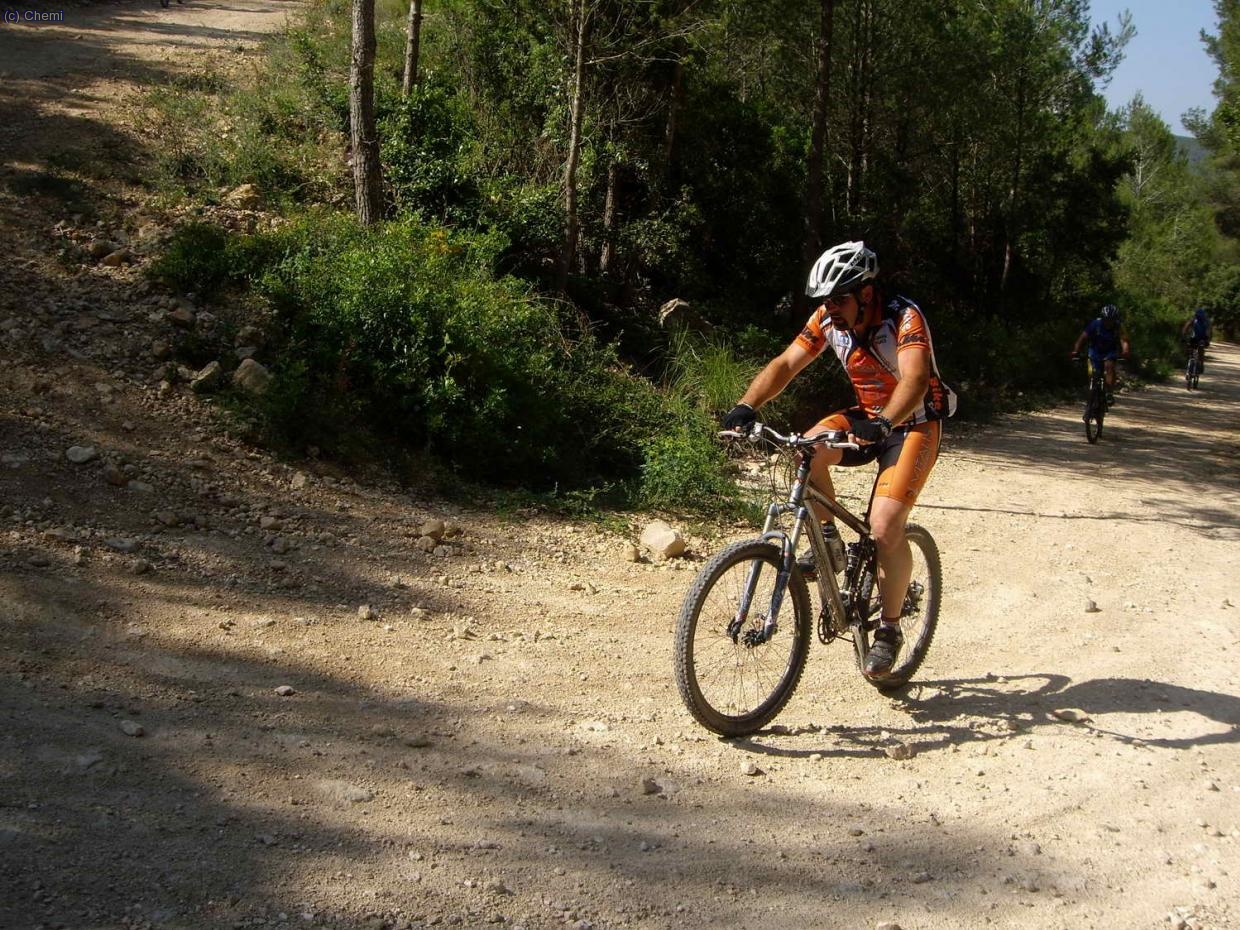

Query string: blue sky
[1090,0,1220,134]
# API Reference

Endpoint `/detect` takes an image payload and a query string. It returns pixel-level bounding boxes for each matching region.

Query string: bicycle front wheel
[674,539,811,736]
[852,524,942,691]
[1084,389,1103,443]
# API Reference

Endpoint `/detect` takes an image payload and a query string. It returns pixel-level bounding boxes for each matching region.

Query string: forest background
[144,0,1240,513]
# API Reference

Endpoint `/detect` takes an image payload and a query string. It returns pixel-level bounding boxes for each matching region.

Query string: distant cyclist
[1182,307,1212,372]
[721,241,956,679]
[1071,304,1130,407]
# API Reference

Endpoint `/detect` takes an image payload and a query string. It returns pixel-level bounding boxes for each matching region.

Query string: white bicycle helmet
[805,240,878,299]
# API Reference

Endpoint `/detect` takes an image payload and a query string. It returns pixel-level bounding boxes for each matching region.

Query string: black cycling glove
[850,416,893,444]
[722,403,757,432]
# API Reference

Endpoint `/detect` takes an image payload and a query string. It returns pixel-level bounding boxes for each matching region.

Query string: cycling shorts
[810,407,942,505]
[1088,349,1119,364]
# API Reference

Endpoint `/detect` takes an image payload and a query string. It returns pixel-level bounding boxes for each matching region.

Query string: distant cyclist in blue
[1182,307,1212,370]
[1070,304,1130,406]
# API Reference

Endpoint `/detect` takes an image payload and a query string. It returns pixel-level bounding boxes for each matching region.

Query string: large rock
[640,520,686,559]
[658,298,714,335]
[195,310,219,335]
[89,240,120,259]
[232,358,272,396]
[190,361,224,393]
[166,306,196,329]
[235,324,265,348]
[419,519,446,541]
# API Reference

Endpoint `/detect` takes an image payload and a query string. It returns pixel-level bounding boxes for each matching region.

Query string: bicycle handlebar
[1072,353,1130,364]
[718,423,860,451]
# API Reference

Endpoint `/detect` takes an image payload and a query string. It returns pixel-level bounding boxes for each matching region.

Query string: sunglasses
[823,292,856,309]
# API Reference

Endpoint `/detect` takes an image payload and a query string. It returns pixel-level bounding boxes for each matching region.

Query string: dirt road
[1,4,1238,930]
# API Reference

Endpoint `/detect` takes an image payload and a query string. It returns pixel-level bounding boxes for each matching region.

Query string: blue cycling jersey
[1084,318,1120,359]
[1190,315,1211,342]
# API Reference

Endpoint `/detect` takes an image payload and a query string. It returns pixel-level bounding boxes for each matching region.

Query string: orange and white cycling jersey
[794,295,957,425]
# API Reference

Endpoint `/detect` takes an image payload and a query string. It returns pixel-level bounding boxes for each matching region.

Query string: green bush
[640,416,741,515]
[162,211,735,503]
[1199,262,1240,340]
[148,222,246,296]
[1120,296,1185,379]
[380,80,478,219]
[476,178,562,280]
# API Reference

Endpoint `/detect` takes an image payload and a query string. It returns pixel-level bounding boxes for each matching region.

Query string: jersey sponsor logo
[898,331,928,348]
[923,382,949,420]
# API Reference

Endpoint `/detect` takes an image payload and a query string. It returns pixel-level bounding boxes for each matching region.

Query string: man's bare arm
[879,348,931,426]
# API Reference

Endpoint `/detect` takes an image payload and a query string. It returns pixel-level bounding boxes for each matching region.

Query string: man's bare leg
[869,495,913,620]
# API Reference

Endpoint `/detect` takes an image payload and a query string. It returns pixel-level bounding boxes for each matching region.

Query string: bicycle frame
[735,444,871,644]
[1080,357,1109,410]
[1085,357,1105,389]
[1188,343,1204,372]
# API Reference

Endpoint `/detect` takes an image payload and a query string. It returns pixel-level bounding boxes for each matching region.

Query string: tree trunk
[559,0,589,292]
[350,0,383,226]
[1000,62,1027,303]
[950,121,961,257]
[846,0,862,216]
[799,0,836,314]
[402,0,424,96]
[855,0,873,218]
[663,55,685,178]
[600,160,619,276]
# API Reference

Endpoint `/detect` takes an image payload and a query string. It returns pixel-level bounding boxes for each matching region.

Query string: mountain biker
[721,241,956,679]
[1182,307,1212,373]
[1070,304,1130,407]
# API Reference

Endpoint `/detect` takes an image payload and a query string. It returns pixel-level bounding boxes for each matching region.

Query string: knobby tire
[673,539,811,737]
[1084,383,1104,443]
[851,524,942,691]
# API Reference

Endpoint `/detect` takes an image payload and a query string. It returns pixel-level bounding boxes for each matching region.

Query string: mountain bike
[1185,339,1204,391]
[1075,355,1106,443]
[673,424,941,737]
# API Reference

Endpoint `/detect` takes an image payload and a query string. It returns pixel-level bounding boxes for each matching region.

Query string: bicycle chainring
[817,592,851,644]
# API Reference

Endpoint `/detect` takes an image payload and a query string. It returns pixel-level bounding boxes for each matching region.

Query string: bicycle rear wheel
[852,524,942,691]
[674,539,812,736]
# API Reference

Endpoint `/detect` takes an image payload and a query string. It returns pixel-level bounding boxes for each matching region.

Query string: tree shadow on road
[0,563,1031,930]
